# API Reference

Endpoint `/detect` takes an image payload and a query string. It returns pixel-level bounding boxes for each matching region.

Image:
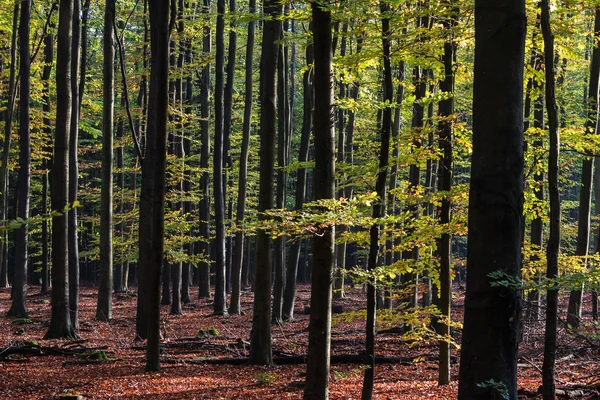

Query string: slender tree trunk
[333,23,348,300]
[229,0,255,315]
[0,0,19,290]
[273,24,289,325]
[180,0,192,306]
[437,1,456,385]
[40,18,54,295]
[198,0,212,299]
[8,0,32,319]
[213,0,227,315]
[144,0,170,371]
[249,0,281,365]
[541,2,561,399]
[567,7,600,329]
[69,0,81,329]
[97,0,115,322]
[362,3,393,398]
[135,0,153,341]
[115,92,126,293]
[303,2,335,398]
[223,0,237,296]
[457,1,525,398]
[45,0,77,339]
[170,0,185,316]
[282,37,313,322]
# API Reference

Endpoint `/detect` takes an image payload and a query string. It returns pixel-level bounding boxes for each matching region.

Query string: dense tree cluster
[1,0,600,398]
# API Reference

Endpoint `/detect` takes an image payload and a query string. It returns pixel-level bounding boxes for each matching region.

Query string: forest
[1,0,600,398]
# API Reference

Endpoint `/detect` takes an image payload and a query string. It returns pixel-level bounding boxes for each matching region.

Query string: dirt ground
[0,284,598,399]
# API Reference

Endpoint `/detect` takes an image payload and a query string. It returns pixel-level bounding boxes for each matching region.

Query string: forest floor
[0,283,599,399]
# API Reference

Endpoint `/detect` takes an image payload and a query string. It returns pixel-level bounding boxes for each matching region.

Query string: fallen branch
[0,342,108,360]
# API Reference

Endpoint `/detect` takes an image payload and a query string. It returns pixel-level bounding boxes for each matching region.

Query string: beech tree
[304,1,335,398]
[97,0,115,322]
[457,0,526,398]
[45,0,76,339]
[249,0,281,365]
[7,0,31,319]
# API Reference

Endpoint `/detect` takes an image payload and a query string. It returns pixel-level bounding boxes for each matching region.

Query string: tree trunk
[40,15,54,295]
[362,3,393,398]
[223,0,238,296]
[97,0,115,322]
[282,38,313,322]
[567,8,600,329]
[8,0,32,319]
[457,1,525,398]
[273,24,289,325]
[333,23,348,301]
[303,2,335,398]
[249,0,281,365]
[0,0,19,290]
[45,0,77,339]
[143,0,170,371]
[437,1,456,385]
[213,0,227,316]
[229,0,255,315]
[69,0,81,329]
[198,0,212,300]
[540,2,561,399]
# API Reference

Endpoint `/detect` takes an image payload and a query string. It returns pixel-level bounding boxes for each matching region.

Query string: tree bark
[69,0,81,329]
[213,0,227,316]
[249,0,281,365]
[40,13,54,295]
[198,0,212,300]
[144,0,170,371]
[0,0,19,290]
[540,2,561,399]
[45,0,77,339]
[273,23,289,325]
[7,0,32,319]
[97,0,115,322]
[303,2,335,398]
[457,1,525,399]
[437,1,456,385]
[362,3,393,398]
[229,0,256,315]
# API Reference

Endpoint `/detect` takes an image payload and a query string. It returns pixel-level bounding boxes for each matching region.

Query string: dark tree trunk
[333,23,348,300]
[273,23,289,325]
[303,2,335,398]
[567,8,600,329]
[457,1,525,399]
[8,0,32,319]
[437,1,456,385]
[0,0,19,290]
[179,0,191,306]
[540,2,561,399]
[249,0,281,365]
[143,0,170,371]
[135,0,153,342]
[213,0,227,316]
[198,0,212,300]
[69,0,81,329]
[97,0,115,322]
[362,3,393,398]
[45,0,77,339]
[40,17,54,295]
[229,0,255,315]
[223,0,237,296]
[115,92,126,293]
[282,35,313,322]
